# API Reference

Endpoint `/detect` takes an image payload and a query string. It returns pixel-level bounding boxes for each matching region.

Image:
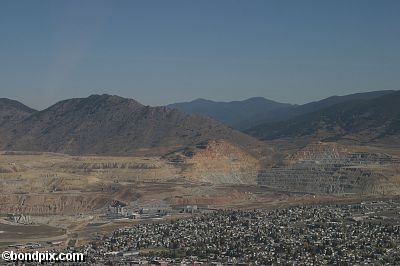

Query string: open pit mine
[1,140,400,252]
[1,95,400,262]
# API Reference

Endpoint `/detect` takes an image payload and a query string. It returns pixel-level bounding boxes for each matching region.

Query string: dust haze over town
[1,1,400,265]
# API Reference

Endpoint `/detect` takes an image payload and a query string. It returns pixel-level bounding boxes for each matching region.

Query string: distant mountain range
[168,97,294,128]
[245,90,400,143]
[0,95,264,155]
[0,90,398,155]
[169,90,395,130]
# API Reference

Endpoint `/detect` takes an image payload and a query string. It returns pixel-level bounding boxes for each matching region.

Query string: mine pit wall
[257,165,379,194]
[259,143,400,195]
[0,194,110,215]
[288,150,399,166]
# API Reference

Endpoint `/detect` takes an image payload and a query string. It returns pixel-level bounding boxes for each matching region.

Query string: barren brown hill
[0,94,269,156]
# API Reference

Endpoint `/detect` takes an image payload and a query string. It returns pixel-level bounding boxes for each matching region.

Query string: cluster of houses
[64,199,400,265]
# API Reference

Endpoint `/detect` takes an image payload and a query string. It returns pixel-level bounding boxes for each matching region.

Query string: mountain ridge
[0,94,268,156]
[168,97,294,127]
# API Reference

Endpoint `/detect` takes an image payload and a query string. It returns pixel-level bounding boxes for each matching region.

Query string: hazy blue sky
[1,0,399,109]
